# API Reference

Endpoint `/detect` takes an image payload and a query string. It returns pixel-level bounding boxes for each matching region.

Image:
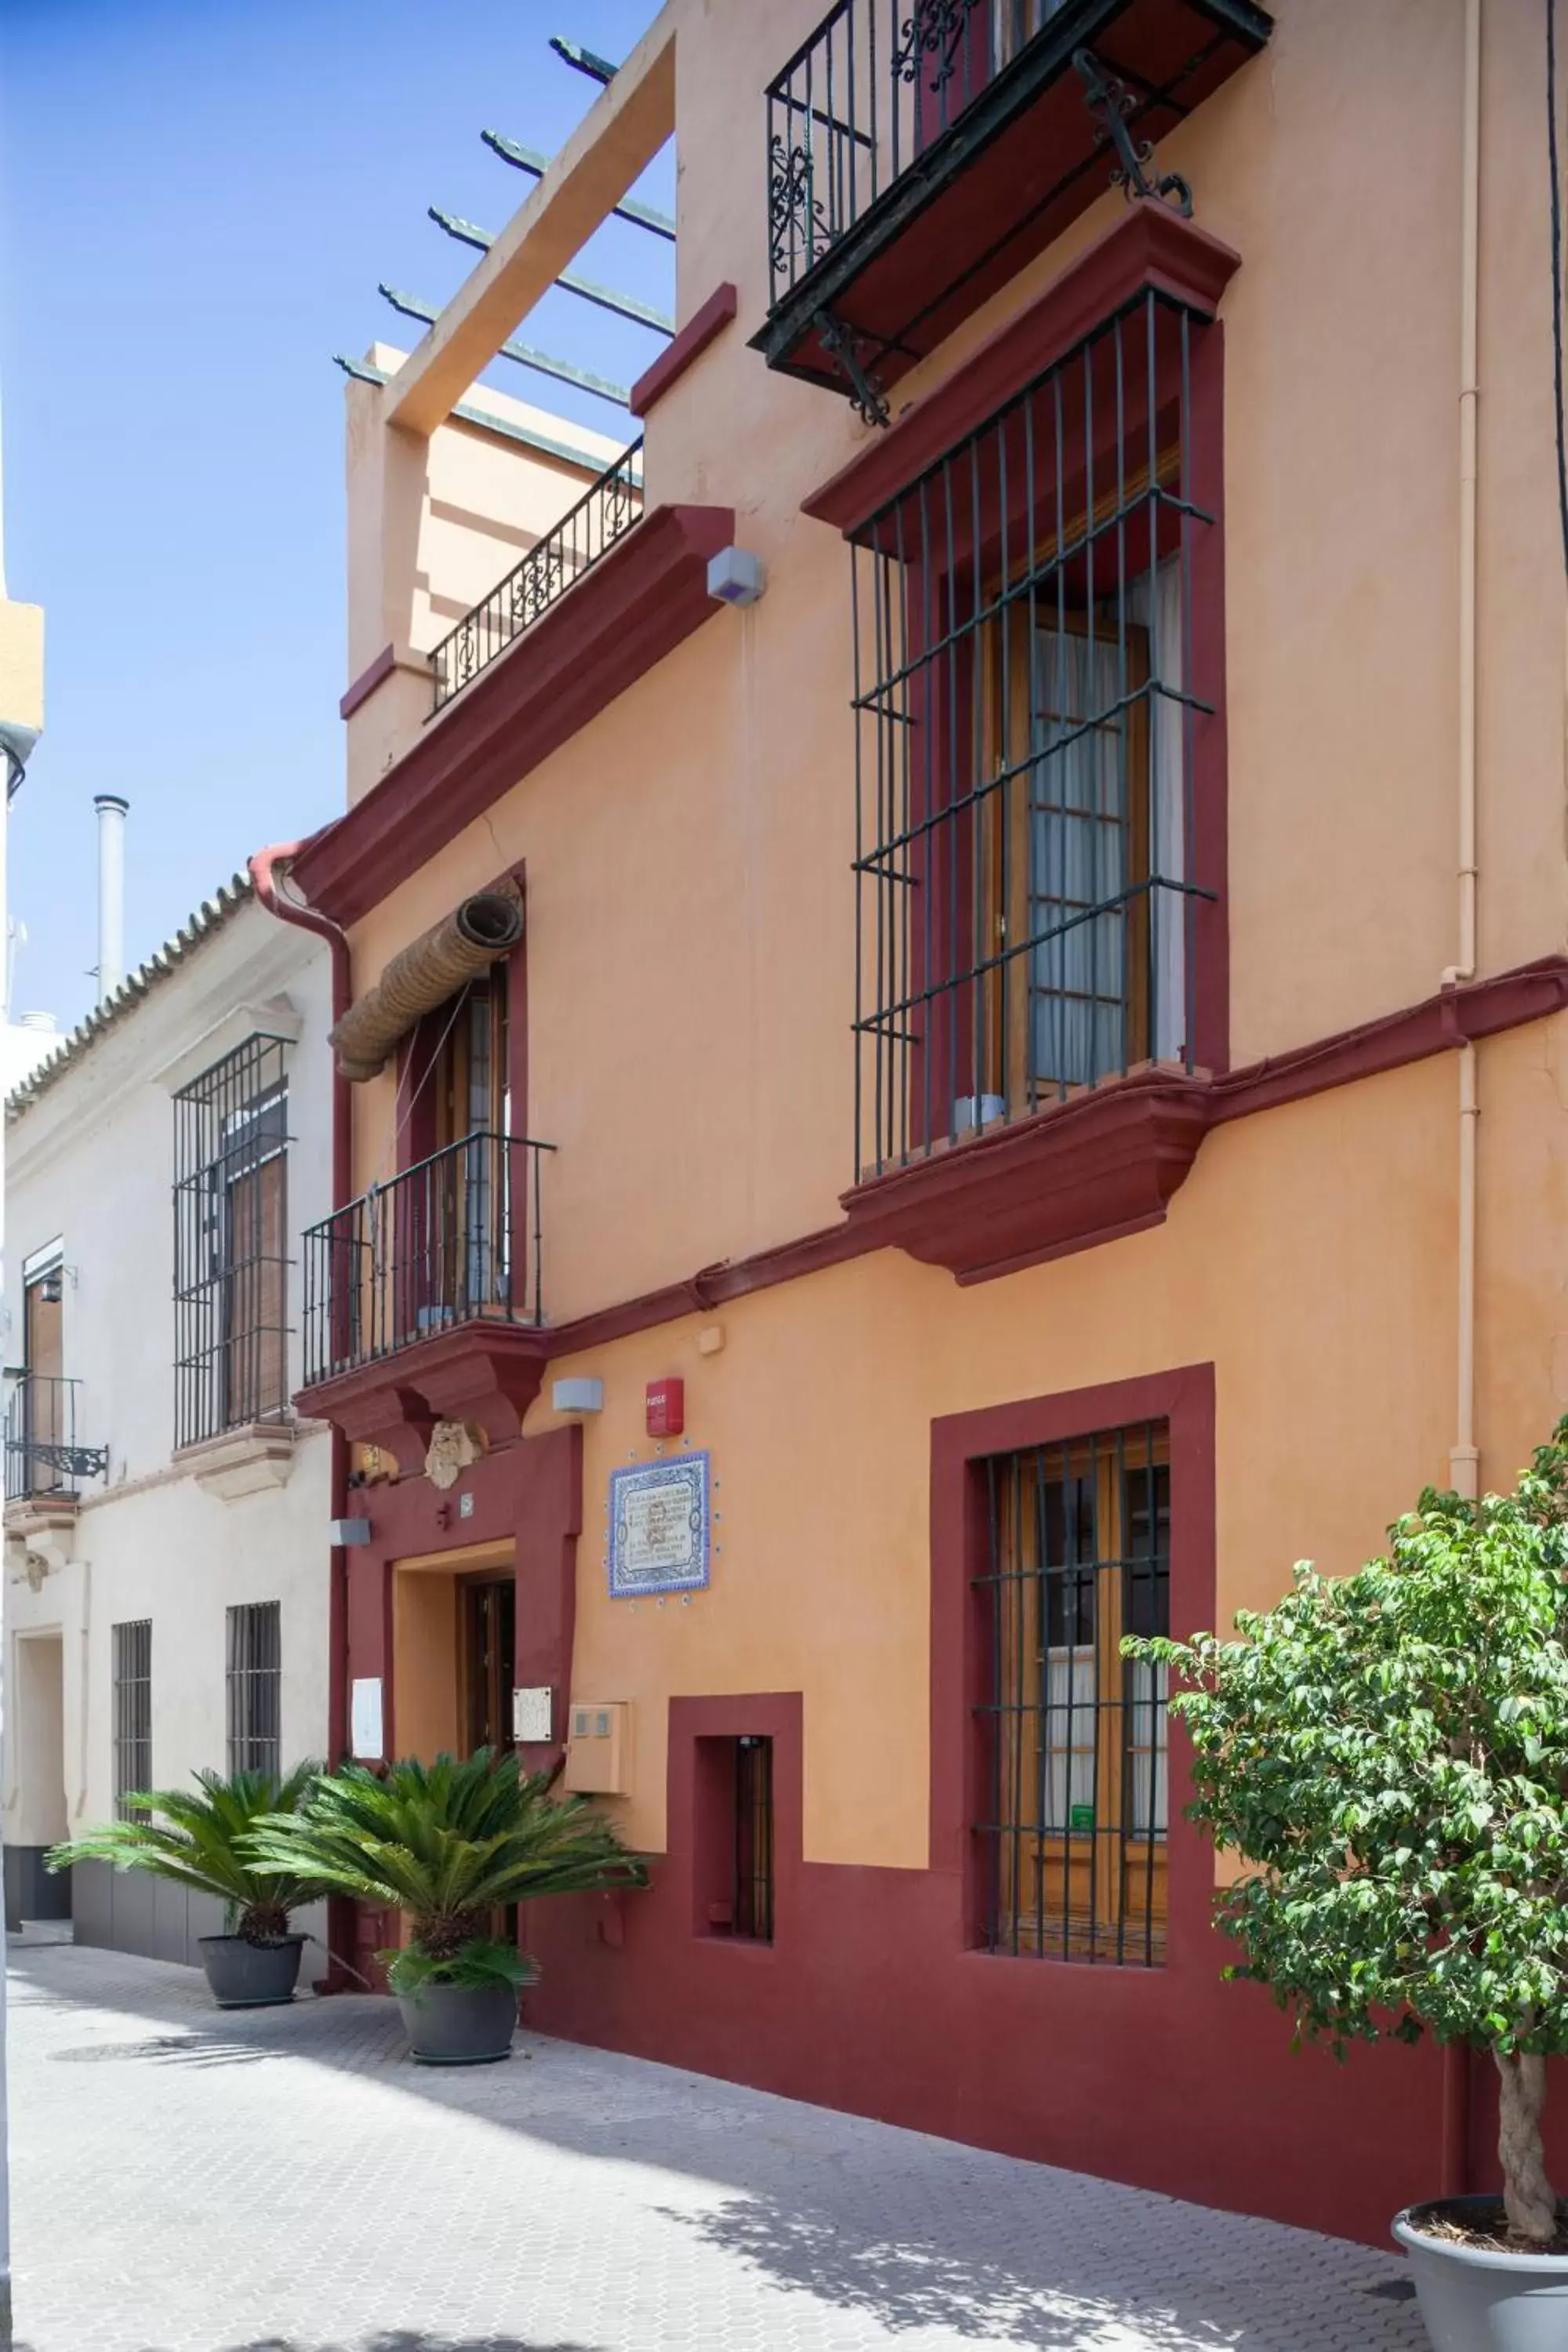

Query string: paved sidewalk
[7,1936,1424,2352]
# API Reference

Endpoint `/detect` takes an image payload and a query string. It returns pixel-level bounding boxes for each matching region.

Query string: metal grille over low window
[850,285,1217,1178]
[227,1602,282,1779]
[734,1736,775,1943]
[173,1038,290,1450]
[112,1619,152,1820]
[975,1421,1169,1964]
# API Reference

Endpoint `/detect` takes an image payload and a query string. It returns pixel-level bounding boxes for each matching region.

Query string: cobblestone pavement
[6,1936,1426,2352]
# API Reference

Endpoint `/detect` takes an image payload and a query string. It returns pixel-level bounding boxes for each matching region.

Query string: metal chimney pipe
[93,794,127,1000]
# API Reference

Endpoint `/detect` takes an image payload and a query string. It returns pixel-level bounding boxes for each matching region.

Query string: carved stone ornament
[425,1419,487,1491]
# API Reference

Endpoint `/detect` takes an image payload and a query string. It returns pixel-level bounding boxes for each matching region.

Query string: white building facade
[2,877,333,1960]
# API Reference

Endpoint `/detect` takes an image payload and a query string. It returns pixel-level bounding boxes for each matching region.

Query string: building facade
[287,0,1566,2244]
[2,881,334,1958]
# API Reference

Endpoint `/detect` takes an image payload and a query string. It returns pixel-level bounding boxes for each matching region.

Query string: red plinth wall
[521,1817,1568,2253]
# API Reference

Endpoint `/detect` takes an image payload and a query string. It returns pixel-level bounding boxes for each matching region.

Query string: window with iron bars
[112,1619,152,1821]
[975,1422,1169,1964]
[850,285,1220,1178]
[226,1602,281,1779]
[733,1737,775,1943]
[173,1038,290,1450]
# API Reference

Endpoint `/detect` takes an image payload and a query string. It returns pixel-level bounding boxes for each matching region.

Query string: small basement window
[695,1733,775,1944]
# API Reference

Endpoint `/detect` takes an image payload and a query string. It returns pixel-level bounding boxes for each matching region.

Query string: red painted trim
[339,643,397,721]
[341,1422,583,1986]
[928,1364,1214,1925]
[517,1357,1568,2244]
[297,955,1568,1434]
[630,285,739,419]
[1210,955,1568,1121]
[804,205,1242,538]
[666,1695,801,1950]
[249,844,356,1976]
[292,505,736,930]
[843,1073,1211,1283]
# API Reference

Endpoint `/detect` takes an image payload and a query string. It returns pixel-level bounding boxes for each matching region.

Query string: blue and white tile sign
[608,1451,710,1598]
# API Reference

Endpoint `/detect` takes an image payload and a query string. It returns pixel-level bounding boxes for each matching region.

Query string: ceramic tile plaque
[608,1451,710,1598]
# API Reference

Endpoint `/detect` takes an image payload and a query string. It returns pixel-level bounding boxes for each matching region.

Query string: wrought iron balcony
[301,1132,554,1389]
[4,1375,108,1505]
[755,0,1272,416]
[430,440,644,713]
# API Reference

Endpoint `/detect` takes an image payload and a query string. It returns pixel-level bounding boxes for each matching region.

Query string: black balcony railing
[5,1375,108,1504]
[430,440,644,713]
[759,0,1272,408]
[767,0,1021,306]
[302,1132,554,1388]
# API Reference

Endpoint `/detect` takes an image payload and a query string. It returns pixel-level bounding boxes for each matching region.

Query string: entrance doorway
[390,1539,517,1766]
[462,1577,516,1755]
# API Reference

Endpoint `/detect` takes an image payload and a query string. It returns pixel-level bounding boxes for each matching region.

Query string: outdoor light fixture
[329,1517,372,1548]
[552,1377,604,1415]
[706,546,766,606]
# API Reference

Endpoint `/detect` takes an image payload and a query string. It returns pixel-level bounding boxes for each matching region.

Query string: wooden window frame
[929,1365,1216,1970]
[980,1428,1170,1963]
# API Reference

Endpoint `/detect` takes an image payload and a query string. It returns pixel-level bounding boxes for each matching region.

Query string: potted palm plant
[1127,1427,1568,2352]
[48,1762,323,2008]
[249,1748,647,2064]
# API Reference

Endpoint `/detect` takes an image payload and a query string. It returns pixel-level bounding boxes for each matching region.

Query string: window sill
[174,1421,298,1501]
[841,1068,1210,1283]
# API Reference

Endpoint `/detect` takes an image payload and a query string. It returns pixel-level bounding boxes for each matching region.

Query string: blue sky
[0,0,670,1033]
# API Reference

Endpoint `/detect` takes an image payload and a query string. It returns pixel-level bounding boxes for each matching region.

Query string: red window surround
[670,1694,802,1962]
[809,202,1240,1282]
[928,1363,1216,1959]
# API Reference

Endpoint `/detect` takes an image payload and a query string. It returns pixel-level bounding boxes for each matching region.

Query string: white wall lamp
[706,546,767,607]
[553,1377,604,1416]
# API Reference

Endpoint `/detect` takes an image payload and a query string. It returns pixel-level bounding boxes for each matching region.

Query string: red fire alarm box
[645,1377,685,1439]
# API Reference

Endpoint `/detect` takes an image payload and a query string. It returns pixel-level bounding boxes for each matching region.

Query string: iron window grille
[975,1420,1169,1964]
[733,1736,775,1943]
[112,1618,152,1821]
[430,438,644,713]
[849,284,1217,1178]
[173,1037,291,1450]
[226,1602,281,1779]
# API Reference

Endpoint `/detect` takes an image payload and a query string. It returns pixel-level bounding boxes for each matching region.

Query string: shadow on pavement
[19,2339,594,2352]
[9,1945,1425,2352]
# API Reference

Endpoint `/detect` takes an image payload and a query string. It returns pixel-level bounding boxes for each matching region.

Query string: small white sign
[512,1685,554,1743]
[350,1677,384,1760]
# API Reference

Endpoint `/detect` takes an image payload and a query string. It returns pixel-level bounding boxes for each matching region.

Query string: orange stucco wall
[339,0,1568,1867]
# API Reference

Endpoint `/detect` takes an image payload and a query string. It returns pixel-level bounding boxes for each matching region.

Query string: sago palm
[247,1748,648,1990]
[47,1762,323,1944]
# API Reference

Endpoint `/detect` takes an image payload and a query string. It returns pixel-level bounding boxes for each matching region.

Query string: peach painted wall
[343,347,631,804]
[513,1030,1568,1870]
[343,0,1567,1277]
[339,1,1568,1871]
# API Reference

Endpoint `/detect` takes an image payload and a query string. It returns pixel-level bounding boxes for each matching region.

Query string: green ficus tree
[1126,1425,1568,2247]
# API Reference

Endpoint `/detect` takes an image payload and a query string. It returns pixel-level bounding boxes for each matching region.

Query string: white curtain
[1126,558,1188,1065]
[1043,1649,1098,1831]
[1029,629,1127,1087]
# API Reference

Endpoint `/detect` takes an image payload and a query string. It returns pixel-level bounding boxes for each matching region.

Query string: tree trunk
[1494,2049,1558,2245]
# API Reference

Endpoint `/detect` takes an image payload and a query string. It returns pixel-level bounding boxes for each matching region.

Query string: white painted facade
[1,883,333,1955]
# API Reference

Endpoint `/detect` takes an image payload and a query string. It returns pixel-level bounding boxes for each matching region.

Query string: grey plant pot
[1394,2199,1568,2351]
[396,1980,517,2067]
[198,1934,305,2010]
